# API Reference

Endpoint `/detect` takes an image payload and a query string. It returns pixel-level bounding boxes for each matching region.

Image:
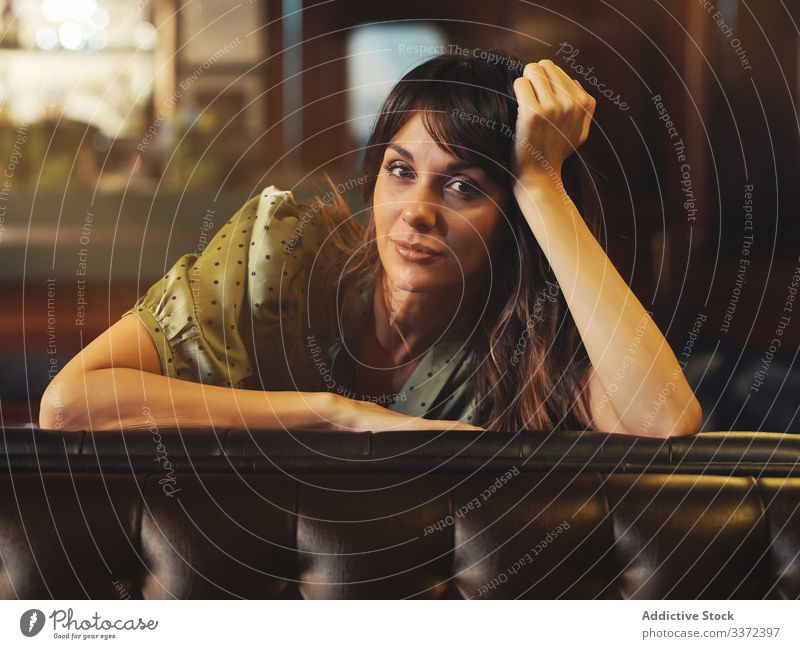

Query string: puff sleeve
[122,185,338,390]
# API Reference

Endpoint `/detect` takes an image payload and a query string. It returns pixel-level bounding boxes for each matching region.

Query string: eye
[383,160,483,199]
[447,176,482,198]
[384,160,414,180]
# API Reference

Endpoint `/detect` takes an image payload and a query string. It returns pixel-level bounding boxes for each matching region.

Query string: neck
[370,269,485,364]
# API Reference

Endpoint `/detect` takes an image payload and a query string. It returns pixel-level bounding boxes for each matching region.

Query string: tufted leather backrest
[1,428,798,599]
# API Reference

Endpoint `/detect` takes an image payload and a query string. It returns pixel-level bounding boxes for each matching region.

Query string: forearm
[40,368,343,433]
[513,172,700,433]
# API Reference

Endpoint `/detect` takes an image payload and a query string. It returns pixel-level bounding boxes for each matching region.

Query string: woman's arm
[511,60,702,438]
[39,314,480,433]
[513,173,701,437]
[38,314,340,432]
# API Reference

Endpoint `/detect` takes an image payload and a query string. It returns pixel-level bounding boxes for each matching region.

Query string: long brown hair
[302,49,603,431]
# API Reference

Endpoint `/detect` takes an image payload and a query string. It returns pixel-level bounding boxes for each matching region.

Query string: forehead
[387,112,475,170]
[388,113,450,156]
[392,112,430,140]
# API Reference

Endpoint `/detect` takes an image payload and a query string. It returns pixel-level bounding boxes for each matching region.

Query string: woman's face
[372,112,508,295]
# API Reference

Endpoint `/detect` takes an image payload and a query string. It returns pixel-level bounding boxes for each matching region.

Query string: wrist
[315,390,357,432]
[514,166,564,192]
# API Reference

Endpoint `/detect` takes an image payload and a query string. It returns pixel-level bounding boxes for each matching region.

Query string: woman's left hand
[511,59,596,182]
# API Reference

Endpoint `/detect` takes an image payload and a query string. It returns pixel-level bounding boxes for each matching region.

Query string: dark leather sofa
[1,427,798,599]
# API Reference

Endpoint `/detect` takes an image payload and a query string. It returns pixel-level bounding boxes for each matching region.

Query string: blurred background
[0,0,798,431]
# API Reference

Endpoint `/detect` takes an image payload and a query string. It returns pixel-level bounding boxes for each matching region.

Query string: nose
[401,183,439,230]
[402,204,437,231]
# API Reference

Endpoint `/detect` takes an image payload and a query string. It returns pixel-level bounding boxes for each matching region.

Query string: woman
[40,50,702,436]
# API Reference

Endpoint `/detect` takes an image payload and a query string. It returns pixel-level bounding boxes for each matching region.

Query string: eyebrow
[387,143,481,176]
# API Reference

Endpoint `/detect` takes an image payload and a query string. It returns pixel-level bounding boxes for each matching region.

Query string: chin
[379,262,439,291]
[385,268,433,292]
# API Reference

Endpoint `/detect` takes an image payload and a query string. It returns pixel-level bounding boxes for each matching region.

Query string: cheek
[371,180,393,235]
[372,209,393,259]
[372,210,402,276]
[450,217,500,269]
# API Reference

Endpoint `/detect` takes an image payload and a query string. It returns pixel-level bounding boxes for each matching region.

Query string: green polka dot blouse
[122,185,484,424]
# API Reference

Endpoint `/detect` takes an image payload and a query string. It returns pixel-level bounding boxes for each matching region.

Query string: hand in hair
[511,59,596,181]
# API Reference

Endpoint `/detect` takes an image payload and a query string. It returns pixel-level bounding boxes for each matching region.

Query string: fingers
[524,59,596,147]
[516,61,596,121]
[513,74,541,115]
[571,77,597,117]
[542,60,596,116]
[521,62,558,109]
[563,74,597,143]
[539,59,585,106]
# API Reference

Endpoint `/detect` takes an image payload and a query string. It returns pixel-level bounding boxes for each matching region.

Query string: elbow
[659,396,703,438]
[39,380,68,430]
[675,395,703,437]
[38,378,88,431]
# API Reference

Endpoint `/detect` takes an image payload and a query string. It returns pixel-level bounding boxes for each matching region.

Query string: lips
[391,238,443,256]
[392,239,442,263]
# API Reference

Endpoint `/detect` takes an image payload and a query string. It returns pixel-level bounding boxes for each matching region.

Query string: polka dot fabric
[123,186,341,391]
